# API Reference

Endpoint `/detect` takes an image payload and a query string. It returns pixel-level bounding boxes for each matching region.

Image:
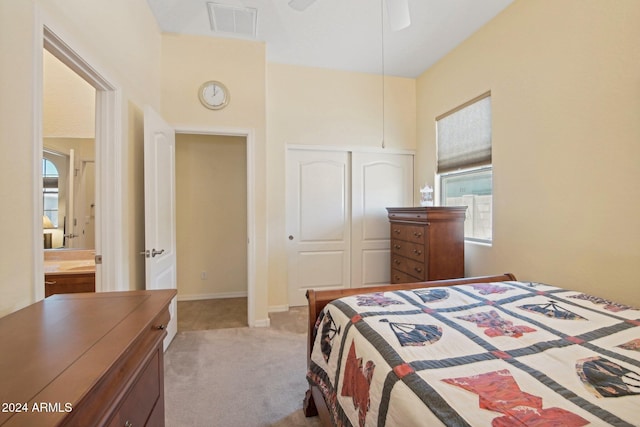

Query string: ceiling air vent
[288,0,316,12]
[207,2,257,39]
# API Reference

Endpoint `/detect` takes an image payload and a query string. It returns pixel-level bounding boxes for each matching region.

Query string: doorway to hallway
[175,133,248,323]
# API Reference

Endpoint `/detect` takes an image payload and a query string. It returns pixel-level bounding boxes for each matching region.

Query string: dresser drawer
[107,349,161,427]
[391,255,426,280]
[391,268,423,284]
[391,239,425,263]
[387,211,429,222]
[390,224,425,244]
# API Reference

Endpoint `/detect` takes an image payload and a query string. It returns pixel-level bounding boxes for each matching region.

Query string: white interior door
[351,152,413,287]
[287,149,351,306]
[75,160,96,249]
[143,106,178,349]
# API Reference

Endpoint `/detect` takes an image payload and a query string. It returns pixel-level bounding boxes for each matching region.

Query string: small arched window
[43,158,59,228]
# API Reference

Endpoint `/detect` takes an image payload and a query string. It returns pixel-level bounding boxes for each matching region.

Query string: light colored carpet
[178,298,248,331]
[164,326,322,427]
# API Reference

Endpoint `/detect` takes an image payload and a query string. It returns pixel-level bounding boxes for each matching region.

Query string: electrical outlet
[200,271,207,280]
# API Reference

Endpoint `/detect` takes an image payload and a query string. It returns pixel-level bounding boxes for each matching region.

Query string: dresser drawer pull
[394,259,401,265]
[394,275,400,281]
[413,232,422,237]
[394,244,401,250]
[125,421,133,427]
[413,249,422,255]
[156,324,166,330]
[414,267,423,273]
[45,281,56,285]
[393,229,400,234]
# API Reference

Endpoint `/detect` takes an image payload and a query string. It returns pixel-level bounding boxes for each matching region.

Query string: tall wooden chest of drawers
[387,206,467,284]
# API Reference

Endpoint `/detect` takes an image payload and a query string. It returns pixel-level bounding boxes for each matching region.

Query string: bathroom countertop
[44,250,96,275]
[44,260,96,275]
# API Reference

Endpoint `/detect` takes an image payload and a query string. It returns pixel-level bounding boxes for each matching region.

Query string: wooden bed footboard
[303,273,517,420]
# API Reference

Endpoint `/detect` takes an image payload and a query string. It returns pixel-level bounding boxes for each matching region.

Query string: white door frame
[33,13,124,301]
[174,126,257,327]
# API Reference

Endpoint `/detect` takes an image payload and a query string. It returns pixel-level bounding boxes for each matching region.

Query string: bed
[303,274,640,426]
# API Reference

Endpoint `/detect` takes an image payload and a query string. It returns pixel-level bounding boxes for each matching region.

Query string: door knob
[288,235,294,240]
[151,248,165,257]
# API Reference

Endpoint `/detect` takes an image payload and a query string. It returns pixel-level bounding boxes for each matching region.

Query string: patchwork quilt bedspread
[307,281,640,426]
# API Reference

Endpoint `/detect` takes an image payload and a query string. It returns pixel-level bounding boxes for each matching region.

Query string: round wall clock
[198,80,230,110]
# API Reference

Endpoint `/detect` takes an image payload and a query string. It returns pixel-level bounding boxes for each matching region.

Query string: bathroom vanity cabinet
[44,272,95,297]
[0,289,175,427]
[43,249,96,297]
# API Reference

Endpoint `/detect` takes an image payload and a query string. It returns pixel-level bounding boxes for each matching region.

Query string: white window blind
[437,93,492,174]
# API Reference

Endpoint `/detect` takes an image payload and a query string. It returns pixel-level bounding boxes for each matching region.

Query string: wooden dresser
[387,206,467,284]
[0,289,176,427]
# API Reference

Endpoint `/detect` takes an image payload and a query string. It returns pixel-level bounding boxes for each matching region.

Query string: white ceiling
[147,0,514,78]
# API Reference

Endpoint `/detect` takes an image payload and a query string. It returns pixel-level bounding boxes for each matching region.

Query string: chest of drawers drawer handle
[124,421,133,427]
[414,267,423,273]
[413,249,422,255]
[393,229,400,234]
[413,232,422,238]
[394,259,401,265]
[394,244,401,250]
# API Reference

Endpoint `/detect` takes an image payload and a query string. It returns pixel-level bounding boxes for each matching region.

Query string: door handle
[151,248,165,257]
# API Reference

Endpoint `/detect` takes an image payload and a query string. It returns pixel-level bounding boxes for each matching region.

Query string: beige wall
[267,63,416,148]
[266,63,416,308]
[43,50,95,138]
[416,0,640,306]
[160,34,269,323]
[176,134,247,300]
[0,0,161,316]
[127,102,147,291]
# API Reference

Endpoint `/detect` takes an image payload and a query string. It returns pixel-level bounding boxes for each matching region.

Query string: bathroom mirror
[43,140,95,250]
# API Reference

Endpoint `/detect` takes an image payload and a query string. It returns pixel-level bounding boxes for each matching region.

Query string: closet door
[286,149,351,306]
[351,152,413,287]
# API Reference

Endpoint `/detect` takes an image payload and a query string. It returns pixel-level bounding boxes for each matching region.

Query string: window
[43,158,59,228]
[437,92,492,243]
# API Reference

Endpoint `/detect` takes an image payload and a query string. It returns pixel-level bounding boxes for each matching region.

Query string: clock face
[199,81,229,110]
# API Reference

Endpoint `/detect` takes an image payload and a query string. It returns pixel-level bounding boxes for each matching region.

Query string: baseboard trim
[253,318,271,328]
[268,304,290,313]
[177,291,248,302]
